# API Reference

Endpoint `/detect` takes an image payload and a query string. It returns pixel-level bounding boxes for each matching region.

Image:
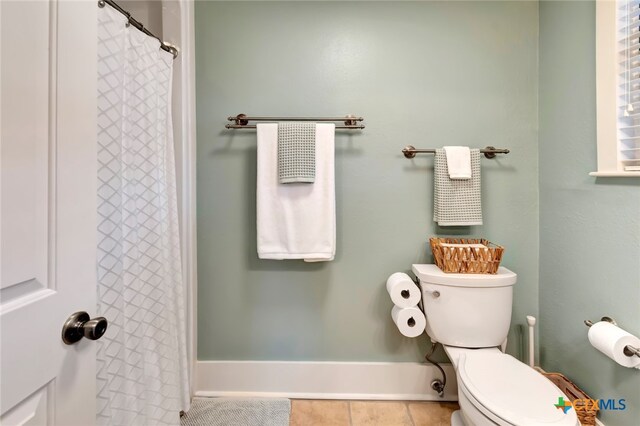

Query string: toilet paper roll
[386,272,421,308]
[391,306,426,338]
[588,321,640,369]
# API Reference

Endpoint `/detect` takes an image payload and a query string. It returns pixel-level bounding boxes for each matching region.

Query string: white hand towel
[257,123,336,262]
[443,146,472,180]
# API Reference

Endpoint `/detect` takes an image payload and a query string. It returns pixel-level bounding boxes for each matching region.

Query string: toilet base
[451,410,466,426]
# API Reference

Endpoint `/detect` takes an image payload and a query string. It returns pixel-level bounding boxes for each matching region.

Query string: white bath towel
[443,146,472,180]
[257,123,336,261]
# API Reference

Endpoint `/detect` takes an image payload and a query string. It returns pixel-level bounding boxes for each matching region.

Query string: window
[594,0,640,176]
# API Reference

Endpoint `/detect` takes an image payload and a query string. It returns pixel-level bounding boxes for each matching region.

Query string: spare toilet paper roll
[588,321,640,369]
[386,272,421,308]
[391,305,426,338]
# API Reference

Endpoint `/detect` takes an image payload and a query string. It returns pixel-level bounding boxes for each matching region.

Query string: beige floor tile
[290,400,351,426]
[350,401,412,426]
[407,402,459,426]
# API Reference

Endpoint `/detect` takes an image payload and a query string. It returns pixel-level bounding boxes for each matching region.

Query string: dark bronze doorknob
[61,311,108,345]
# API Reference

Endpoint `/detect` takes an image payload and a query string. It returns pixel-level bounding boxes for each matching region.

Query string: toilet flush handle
[424,289,440,298]
[413,275,440,298]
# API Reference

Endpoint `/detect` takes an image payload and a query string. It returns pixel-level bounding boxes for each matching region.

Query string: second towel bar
[226,113,365,129]
[402,145,510,159]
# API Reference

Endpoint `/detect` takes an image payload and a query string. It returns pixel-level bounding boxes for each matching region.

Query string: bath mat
[181,397,291,426]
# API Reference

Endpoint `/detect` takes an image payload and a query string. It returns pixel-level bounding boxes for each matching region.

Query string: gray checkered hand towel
[433,148,483,226]
[278,122,316,183]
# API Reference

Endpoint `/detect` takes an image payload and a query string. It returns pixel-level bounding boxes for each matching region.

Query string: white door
[1,1,99,425]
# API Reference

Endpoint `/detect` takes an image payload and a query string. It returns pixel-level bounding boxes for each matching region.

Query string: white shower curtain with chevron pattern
[96,5,189,426]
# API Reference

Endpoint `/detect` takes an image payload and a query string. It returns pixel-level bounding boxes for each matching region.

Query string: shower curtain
[96,5,189,425]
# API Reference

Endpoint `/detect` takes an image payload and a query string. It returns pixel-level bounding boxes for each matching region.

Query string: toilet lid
[458,351,578,426]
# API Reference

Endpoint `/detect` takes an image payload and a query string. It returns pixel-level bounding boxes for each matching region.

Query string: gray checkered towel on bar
[433,148,483,226]
[278,122,315,183]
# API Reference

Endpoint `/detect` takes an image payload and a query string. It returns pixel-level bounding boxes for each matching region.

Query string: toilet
[412,264,580,426]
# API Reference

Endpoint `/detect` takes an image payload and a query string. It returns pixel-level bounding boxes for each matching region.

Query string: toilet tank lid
[411,264,517,287]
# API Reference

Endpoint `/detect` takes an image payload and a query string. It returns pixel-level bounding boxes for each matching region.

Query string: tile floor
[289,400,459,426]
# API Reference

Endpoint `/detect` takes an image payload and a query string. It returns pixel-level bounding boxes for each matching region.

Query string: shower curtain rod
[98,0,179,59]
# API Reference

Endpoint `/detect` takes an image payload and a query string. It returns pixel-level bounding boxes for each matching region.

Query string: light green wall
[195,1,539,362]
[539,2,640,425]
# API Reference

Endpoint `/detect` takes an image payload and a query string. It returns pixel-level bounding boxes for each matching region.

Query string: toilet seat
[457,351,579,426]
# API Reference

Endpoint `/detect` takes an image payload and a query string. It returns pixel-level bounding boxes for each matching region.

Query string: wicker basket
[429,237,504,274]
[542,372,598,426]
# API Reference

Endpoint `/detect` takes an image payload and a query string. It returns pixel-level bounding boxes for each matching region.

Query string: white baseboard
[195,360,458,401]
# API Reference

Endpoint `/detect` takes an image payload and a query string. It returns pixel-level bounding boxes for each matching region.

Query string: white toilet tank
[412,264,517,348]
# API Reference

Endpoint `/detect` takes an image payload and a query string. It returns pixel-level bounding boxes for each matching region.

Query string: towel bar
[402,145,510,159]
[225,113,365,129]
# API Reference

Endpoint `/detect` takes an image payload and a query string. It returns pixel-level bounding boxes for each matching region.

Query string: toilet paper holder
[584,317,640,358]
